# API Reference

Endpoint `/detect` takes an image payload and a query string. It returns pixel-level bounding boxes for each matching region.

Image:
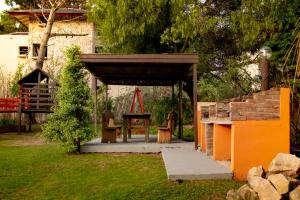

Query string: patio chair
[157,112,174,143]
[101,110,121,143]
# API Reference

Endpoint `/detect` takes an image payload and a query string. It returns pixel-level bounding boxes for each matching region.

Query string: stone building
[1,8,95,77]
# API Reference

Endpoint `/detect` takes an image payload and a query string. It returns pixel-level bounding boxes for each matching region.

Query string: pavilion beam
[192,64,198,150]
[178,79,183,139]
[92,76,97,135]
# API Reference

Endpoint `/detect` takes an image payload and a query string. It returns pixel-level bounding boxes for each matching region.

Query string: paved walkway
[81,135,232,180]
[162,148,232,181]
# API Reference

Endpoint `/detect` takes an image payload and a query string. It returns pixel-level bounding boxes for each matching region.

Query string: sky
[0,0,13,12]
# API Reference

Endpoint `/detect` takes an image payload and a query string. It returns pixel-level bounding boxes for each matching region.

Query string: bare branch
[41,0,48,22]
[50,33,89,37]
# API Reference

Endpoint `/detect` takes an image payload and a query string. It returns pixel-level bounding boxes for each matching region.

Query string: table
[123,113,151,142]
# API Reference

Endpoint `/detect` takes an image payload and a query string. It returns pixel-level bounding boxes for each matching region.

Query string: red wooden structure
[0,68,57,133]
[129,87,146,134]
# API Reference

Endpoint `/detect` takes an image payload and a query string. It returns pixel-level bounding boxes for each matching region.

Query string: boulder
[268,153,300,177]
[267,174,289,194]
[247,165,264,181]
[248,176,281,200]
[237,184,259,200]
[226,189,239,200]
[226,185,259,200]
[288,177,300,191]
[290,185,300,200]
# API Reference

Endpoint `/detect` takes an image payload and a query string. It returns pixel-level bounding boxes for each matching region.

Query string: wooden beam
[92,76,97,136]
[193,64,198,150]
[178,79,183,139]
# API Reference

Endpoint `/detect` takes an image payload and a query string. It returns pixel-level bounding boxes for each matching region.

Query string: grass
[0,132,242,200]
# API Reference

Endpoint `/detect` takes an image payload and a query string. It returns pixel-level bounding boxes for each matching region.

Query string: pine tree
[42,45,92,153]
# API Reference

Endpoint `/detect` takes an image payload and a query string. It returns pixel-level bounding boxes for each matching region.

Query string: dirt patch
[0,133,45,147]
[9,138,45,146]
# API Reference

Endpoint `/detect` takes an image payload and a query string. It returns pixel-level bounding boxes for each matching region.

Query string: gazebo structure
[80,54,199,149]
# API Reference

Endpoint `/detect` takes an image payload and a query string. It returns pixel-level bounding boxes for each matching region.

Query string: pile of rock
[227,153,300,200]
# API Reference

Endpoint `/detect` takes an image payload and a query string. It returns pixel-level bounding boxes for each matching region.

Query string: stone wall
[26,19,95,77]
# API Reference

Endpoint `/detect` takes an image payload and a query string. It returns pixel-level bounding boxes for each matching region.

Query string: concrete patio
[81,135,232,181]
[81,135,192,153]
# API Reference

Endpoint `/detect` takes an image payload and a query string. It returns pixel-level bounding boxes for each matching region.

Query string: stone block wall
[199,88,280,122]
[230,88,280,121]
[205,124,213,156]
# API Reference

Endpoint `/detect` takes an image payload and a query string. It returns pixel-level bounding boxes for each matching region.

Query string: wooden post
[193,64,198,150]
[92,76,97,135]
[172,85,175,100]
[178,79,183,139]
[260,57,269,91]
[105,85,108,111]
[37,71,41,109]
[123,117,128,142]
[18,100,22,134]
[28,113,32,132]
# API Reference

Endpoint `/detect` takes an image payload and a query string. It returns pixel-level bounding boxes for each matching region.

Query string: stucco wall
[0,34,28,75]
[27,19,95,76]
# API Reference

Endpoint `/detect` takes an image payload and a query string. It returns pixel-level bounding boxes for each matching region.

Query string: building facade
[1,9,95,78]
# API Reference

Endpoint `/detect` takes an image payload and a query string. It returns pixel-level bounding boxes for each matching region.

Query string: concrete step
[162,148,232,181]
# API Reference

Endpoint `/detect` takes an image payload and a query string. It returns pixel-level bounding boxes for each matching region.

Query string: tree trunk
[76,138,81,153]
[35,7,58,69]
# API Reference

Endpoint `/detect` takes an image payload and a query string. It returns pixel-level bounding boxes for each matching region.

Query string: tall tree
[42,46,92,153]
[88,0,172,53]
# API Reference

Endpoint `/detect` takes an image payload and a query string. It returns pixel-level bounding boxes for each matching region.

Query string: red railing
[0,98,21,112]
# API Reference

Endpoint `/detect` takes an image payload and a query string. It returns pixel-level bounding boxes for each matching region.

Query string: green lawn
[0,132,242,200]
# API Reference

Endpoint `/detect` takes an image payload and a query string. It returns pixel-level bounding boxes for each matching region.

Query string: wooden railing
[19,83,56,111]
[0,83,57,113]
[0,98,20,112]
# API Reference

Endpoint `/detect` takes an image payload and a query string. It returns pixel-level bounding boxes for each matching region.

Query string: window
[33,43,47,58]
[19,46,28,56]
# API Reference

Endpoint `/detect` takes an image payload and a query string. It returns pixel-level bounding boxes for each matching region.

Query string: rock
[247,165,264,181]
[226,189,239,200]
[237,184,259,200]
[290,185,300,200]
[288,177,300,191]
[248,176,281,200]
[268,153,300,177]
[267,174,289,194]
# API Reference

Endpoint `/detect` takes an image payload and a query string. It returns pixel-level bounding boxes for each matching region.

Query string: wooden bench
[157,112,174,143]
[101,110,121,143]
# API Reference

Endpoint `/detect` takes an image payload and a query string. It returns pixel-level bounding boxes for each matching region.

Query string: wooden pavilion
[80,54,199,149]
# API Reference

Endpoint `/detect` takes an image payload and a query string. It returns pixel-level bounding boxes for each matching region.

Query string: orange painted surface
[197,111,202,147]
[213,124,231,161]
[231,88,290,180]
[196,88,290,181]
[201,123,206,152]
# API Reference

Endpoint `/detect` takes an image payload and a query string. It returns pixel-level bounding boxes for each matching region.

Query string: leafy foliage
[88,0,300,101]
[0,12,27,34]
[9,63,23,97]
[88,0,172,53]
[41,46,92,153]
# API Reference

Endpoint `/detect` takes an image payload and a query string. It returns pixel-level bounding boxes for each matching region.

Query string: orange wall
[231,88,290,180]
[197,111,202,148]
[197,88,290,181]
[213,124,231,161]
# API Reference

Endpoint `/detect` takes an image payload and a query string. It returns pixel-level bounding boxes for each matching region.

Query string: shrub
[42,46,92,153]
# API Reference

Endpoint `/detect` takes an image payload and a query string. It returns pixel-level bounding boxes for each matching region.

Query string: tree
[0,12,27,34]
[9,63,24,97]
[42,46,92,153]
[5,0,86,69]
[88,0,172,53]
